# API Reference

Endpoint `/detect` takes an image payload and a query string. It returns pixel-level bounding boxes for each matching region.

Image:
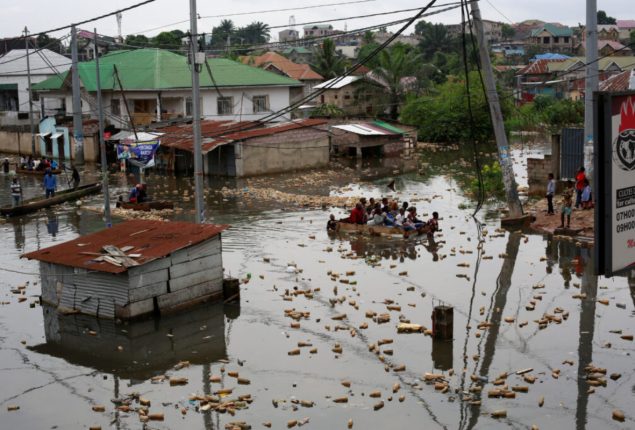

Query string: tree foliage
[125,34,151,47]
[597,10,617,25]
[501,24,516,40]
[152,30,185,49]
[311,38,346,79]
[506,95,584,132]
[400,72,513,143]
[415,21,459,61]
[35,34,64,53]
[209,19,270,50]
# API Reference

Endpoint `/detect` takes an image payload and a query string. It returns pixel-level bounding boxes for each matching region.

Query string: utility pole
[469,1,523,219]
[190,0,205,223]
[71,25,85,165]
[584,0,598,180]
[24,27,36,156]
[94,28,111,228]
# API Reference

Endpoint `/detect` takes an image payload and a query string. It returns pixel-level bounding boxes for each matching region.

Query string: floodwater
[0,143,633,429]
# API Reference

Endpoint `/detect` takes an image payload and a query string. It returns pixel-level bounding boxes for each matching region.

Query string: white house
[33,48,303,130]
[0,49,70,124]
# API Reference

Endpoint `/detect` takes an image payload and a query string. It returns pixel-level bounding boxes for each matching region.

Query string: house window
[252,95,269,113]
[553,37,559,43]
[543,37,550,44]
[185,97,204,117]
[111,98,121,116]
[344,93,351,100]
[564,36,569,43]
[217,96,233,115]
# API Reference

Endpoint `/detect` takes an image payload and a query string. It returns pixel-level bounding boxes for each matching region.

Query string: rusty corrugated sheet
[23,220,228,274]
[159,119,328,153]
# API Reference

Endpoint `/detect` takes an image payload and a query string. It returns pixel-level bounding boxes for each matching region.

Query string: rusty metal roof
[23,220,228,274]
[160,119,328,153]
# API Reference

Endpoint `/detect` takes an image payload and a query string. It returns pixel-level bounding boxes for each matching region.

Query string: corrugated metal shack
[23,220,228,319]
[330,121,416,157]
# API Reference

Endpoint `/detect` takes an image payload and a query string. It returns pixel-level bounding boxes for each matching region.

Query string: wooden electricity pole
[469,1,524,220]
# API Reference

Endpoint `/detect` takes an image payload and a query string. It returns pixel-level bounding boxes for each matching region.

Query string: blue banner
[117,140,160,168]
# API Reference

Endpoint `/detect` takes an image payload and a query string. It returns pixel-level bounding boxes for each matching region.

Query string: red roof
[240,52,323,81]
[617,20,635,29]
[599,70,632,92]
[23,220,228,274]
[160,119,328,153]
[517,59,567,76]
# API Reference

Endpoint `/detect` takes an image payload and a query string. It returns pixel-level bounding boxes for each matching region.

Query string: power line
[134,0,379,35]
[2,0,156,41]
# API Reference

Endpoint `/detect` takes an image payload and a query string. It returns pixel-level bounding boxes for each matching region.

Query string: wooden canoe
[115,201,174,211]
[17,168,62,175]
[335,222,431,237]
[1,183,101,217]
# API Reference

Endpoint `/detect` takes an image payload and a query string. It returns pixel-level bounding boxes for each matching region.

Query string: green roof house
[33,48,303,128]
[527,23,575,54]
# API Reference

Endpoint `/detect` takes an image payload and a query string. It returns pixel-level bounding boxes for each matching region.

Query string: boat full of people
[328,197,440,239]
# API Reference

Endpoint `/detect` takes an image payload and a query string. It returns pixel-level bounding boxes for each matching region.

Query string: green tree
[310,103,344,118]
[362,30,376,46]
[501,23,515,40]
[35,34,64,53]
[597,10,617,25]
[369,44,422,119]
[211,19,236,49]
[415,21,457,61]
[400,71,513,143]
[125,34,151,47]
[235,21,270,45]
[152,30,184,49]
[312,38,345,79]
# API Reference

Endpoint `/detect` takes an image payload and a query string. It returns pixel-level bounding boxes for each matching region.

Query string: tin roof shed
[23,220,228,274]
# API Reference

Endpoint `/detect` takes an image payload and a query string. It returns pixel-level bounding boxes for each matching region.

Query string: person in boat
[2,158,9,173]
[34,158,44,171]
[342,202,365,224]
[137,184,147,203]
[368,203,386,226]
[50,159,58,170]
[426,212,440,237]
[406,206,424,227]
[10,177,22,207]
[71,166,80,189]
[327,214,338,232]
[26,156,34,170]
[129,184,141,203]
[43,168,57,198]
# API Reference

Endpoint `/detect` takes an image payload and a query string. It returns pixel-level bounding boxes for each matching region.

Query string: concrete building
[447,20,503,43]
[32,48,303,130]
[527,23,575,54]
[278,29,300,43]
[313,76,380,116]
[0,49,70,125]
[159,118,330,176]
[303,24,337,38]
[616,20,635,41]
[23,220,229,320]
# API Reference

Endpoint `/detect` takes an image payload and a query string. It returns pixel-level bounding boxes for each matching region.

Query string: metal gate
[560,127,584,179]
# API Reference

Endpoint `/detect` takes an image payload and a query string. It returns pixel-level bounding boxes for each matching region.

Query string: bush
[470,161,504,199]
[400,72,513,143]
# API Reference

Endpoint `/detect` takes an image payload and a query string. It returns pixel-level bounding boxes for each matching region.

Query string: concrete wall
[234,127,329,176]
[41,85,297,128]
[0,129,100,162]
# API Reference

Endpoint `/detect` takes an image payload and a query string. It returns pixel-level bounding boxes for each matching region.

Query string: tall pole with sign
[24,27,36,156]
[584,0,598,180]
[189,0,205,223]
[94,28,111,227]
[71,26,85,165]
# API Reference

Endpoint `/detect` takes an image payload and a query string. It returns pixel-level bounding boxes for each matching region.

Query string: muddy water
[0,147,634,429]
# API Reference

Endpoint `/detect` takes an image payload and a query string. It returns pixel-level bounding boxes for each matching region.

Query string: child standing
[581,178,593,209]
[546,173,556,215]
[560,181,574,228]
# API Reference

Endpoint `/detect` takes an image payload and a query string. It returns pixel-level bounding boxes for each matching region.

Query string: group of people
[329,196,440,238]
[545,166,593,229]
[19,156,59,172]
[128,183,148,203]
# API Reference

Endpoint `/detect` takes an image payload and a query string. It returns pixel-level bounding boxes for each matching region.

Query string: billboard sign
[117,140,160,168]
[595,91,635,276]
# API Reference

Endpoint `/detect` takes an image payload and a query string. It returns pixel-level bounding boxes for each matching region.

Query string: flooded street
[1,145,634,429]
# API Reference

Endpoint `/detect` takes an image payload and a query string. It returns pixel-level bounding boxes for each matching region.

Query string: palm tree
[416,22,456,61]
[369,44,422,119]
[242,21,270,45]
[312,38,345,80]
[212,19,235,49]
[361,30,375,46]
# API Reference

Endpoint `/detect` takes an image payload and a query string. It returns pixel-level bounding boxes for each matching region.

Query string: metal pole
[584,0,598,180]
[24,27,36,156]
[469,1,523,218]
[71,26,85,165]
[190,0,205,223]
[94,28,111,228]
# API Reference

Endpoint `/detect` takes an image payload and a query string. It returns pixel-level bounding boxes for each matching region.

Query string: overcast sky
[0,0,630,40]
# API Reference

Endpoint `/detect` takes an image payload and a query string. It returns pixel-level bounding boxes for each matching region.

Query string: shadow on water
[28,302,237,381]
